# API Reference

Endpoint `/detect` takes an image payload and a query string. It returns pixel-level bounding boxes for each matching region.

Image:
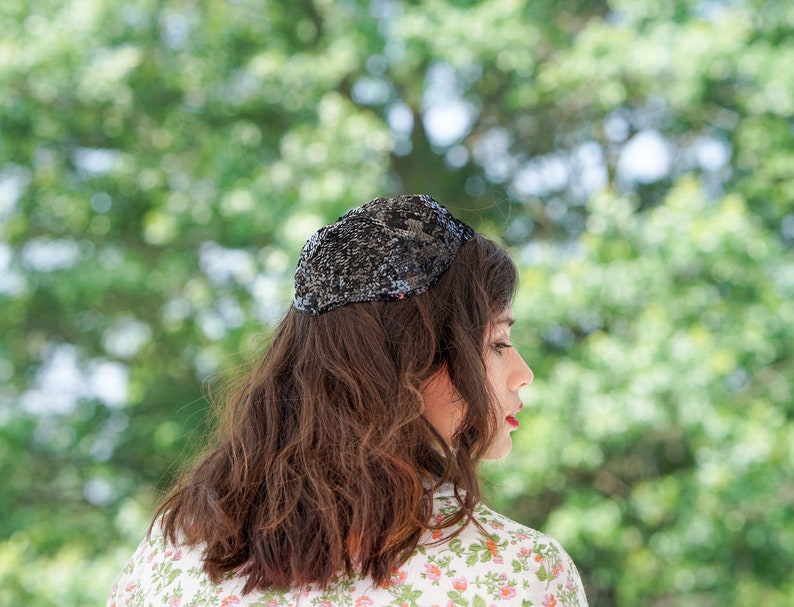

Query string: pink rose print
[486,540,499,557]
[168,598,181,607]
[424,563,442,580]
[542,594,557,607]
[499,586,516,599]
[221,596,240,607]
[381,568,407,588]
[552,562,563,577]
[355,597,373,606]
[452,577,468,591]
[431,514,446,539]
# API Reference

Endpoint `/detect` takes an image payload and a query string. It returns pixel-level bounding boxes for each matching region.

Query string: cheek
[421,372,464,443]
[485,359,506,395]
[484,358,497,385]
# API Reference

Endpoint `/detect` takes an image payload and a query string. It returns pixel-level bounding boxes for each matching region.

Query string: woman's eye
[492,342,513,354]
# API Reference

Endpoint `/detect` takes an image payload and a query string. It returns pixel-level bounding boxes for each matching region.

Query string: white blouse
[108,488,588,607]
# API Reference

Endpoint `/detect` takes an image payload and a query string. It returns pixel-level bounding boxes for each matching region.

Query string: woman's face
[422,307,534,460]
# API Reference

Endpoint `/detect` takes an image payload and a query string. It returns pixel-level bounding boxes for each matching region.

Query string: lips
[506,403,522,429]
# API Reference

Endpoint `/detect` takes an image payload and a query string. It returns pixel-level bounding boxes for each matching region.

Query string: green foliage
[1,0,792,605]
[486,179,794,604]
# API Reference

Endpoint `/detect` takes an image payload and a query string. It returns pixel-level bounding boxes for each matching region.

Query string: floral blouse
[108,488,588,607]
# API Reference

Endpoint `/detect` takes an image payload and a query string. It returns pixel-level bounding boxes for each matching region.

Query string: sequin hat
[293,194,475,315]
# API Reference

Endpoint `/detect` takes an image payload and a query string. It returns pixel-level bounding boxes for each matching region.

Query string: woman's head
[286,229,522,464]
[157,195,529,591]
[289,194,523,462]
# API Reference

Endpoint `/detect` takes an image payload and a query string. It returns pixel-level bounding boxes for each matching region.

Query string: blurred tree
[1,0,792,605]
[487,180,794,605]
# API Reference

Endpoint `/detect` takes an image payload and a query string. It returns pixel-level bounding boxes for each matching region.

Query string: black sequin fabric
[293,194,475,315]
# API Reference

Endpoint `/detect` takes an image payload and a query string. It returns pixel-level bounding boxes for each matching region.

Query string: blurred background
[1,0,793,605]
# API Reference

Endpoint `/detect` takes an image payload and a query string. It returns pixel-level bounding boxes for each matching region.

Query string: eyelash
[491,341,513,355]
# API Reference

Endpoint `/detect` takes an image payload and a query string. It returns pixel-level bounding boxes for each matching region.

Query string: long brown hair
[154,234,518,592]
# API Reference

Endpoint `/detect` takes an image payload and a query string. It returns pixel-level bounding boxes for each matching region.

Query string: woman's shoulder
[432,490,571,549]
[423,492,589,606]
[107,524,258,607]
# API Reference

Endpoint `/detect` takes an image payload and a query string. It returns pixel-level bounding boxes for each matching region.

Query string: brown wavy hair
[154,234,518,592]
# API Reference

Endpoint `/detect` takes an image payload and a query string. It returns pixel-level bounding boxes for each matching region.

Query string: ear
[420,368,463,444]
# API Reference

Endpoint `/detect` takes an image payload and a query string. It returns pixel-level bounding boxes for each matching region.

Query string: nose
[512,349,534,389]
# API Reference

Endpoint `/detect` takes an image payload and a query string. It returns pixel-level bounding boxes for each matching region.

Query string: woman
[108,195,588,606]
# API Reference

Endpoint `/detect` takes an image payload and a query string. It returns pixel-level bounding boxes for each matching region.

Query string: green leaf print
[472,594,487,607]
[152,561,178,591]
[447,538,464,556]
[536,563,551,582]
[250,594,289,607]
[447,590,469,606]
[388,584,423,607]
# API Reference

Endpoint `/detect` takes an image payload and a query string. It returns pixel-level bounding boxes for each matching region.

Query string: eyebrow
[496,317,515,327]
